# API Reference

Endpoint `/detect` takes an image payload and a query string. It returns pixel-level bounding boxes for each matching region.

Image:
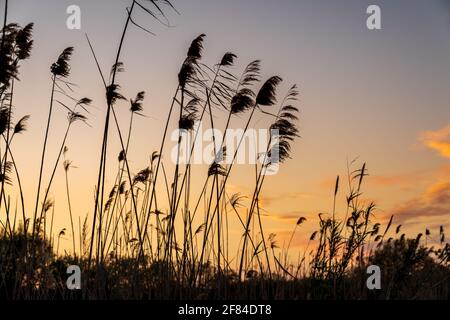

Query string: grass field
[0,0,448,300]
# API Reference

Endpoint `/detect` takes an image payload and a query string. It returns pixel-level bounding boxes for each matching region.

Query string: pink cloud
[391,180,450,224]
[420,125,450,158]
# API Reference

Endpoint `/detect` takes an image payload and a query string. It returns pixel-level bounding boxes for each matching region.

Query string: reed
[0,1,448,301]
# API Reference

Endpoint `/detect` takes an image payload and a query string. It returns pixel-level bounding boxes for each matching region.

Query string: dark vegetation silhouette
[0,0,448,300]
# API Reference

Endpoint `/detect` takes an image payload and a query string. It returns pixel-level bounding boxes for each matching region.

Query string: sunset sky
[4,0,450,255]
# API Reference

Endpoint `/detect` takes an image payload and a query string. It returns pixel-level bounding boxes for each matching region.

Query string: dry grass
[0,0,448,300]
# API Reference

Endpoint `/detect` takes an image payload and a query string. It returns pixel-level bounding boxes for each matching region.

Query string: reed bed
[0,0,448,300]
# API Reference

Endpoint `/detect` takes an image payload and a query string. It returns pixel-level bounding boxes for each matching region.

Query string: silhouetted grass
[0,0,448,300]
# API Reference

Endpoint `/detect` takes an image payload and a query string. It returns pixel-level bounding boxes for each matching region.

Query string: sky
[3,0,450,256]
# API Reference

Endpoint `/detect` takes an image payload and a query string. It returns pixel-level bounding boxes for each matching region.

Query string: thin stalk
[88,0,136,268]
[110,106,144,259]
[64,159,76,256]
[1,135,26,240]
[141,88,179,248]
[32,73,56,244]
[0,78,14,208]
[0,0,7,51]
[102,110,134,257]
[35,116,76,239]
[166,87,184,263]
[198,105,257,279]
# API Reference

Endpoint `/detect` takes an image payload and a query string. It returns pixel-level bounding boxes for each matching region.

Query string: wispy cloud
[259,192,311,207]
[368,173,421,187]
[390,179,450,225]
[275,230,310,249]
[420,124,450,158]
[268,211,311,223]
